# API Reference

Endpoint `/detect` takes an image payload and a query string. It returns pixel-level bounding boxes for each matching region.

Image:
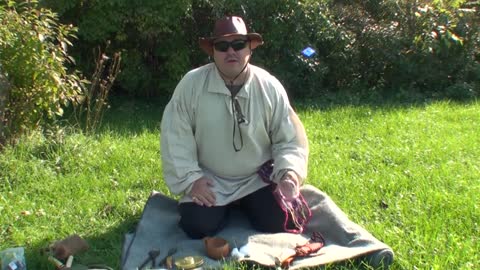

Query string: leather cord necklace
[215,58,250,152]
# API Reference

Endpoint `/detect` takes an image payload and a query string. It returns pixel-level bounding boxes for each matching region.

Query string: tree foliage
[187,0,479,99]
[40,0,192,97]
[0,0,83,147]
[34,0,480,100]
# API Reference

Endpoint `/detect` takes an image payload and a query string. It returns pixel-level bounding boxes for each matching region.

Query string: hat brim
[199,33,263,56]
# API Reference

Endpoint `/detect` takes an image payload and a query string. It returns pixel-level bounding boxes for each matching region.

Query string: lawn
[0,96,478,269]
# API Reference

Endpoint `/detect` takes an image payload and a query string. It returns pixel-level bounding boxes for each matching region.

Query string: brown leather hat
[199,16,263,56]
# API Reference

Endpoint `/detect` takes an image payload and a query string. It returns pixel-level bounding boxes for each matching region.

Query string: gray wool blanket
[121,185,394,269]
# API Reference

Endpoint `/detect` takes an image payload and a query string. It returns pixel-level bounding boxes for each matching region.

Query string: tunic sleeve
[160,75,203,195]
[268,78,309,184]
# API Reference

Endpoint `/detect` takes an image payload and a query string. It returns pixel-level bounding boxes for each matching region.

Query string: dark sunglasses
[213,39,249,52]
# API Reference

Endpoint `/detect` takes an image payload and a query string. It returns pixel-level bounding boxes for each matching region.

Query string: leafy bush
[388,2,478,93]
[182,0,479,99]
[40,0,192,97]
[38,0,479,99]
[0,0,82,147]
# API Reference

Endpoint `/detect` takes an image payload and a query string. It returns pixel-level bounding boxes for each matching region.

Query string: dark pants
[178,186,288,239]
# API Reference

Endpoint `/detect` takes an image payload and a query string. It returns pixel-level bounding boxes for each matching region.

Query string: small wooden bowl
[204,237,230,260]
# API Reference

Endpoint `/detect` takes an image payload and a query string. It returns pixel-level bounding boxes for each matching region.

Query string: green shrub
[0,0,82,147]
[185,0,480,99]
[388,2,476,93]
[40,0,192,97]
[38,0,479,99]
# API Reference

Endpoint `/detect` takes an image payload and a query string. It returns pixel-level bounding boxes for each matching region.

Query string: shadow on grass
[26,214,139,269]
[95,94,169,136]
[292,89,478,112]
[58,93,168,138]
[94,90,478,138]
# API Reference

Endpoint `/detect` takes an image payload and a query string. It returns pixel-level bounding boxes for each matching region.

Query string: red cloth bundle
[281,232,325,268]
[294,241,324,256]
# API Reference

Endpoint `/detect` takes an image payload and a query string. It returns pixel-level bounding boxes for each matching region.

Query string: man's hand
[188,177,216,207]
[276,171,300,201]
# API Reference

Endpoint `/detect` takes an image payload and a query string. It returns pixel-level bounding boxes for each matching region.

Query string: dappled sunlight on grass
[0,98,478,269]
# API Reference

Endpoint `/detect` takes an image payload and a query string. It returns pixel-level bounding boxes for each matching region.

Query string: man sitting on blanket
[160,15,309,239]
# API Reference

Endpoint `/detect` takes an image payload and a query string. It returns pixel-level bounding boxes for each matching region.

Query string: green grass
[1,97,479,269]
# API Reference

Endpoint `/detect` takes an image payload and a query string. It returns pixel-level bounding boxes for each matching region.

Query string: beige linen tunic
[161,63,308,206]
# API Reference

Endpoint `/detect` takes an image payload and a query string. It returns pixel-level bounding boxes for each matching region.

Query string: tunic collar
[208,64,252,98]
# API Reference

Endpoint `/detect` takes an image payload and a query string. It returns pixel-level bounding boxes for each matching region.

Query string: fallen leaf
[36,209,46,216]
[20,210,32,216]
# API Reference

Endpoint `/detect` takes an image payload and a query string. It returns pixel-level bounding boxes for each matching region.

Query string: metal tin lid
[174,256,204,269]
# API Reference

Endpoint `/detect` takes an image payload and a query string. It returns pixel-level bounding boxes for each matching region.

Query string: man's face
[213,35,251,79]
